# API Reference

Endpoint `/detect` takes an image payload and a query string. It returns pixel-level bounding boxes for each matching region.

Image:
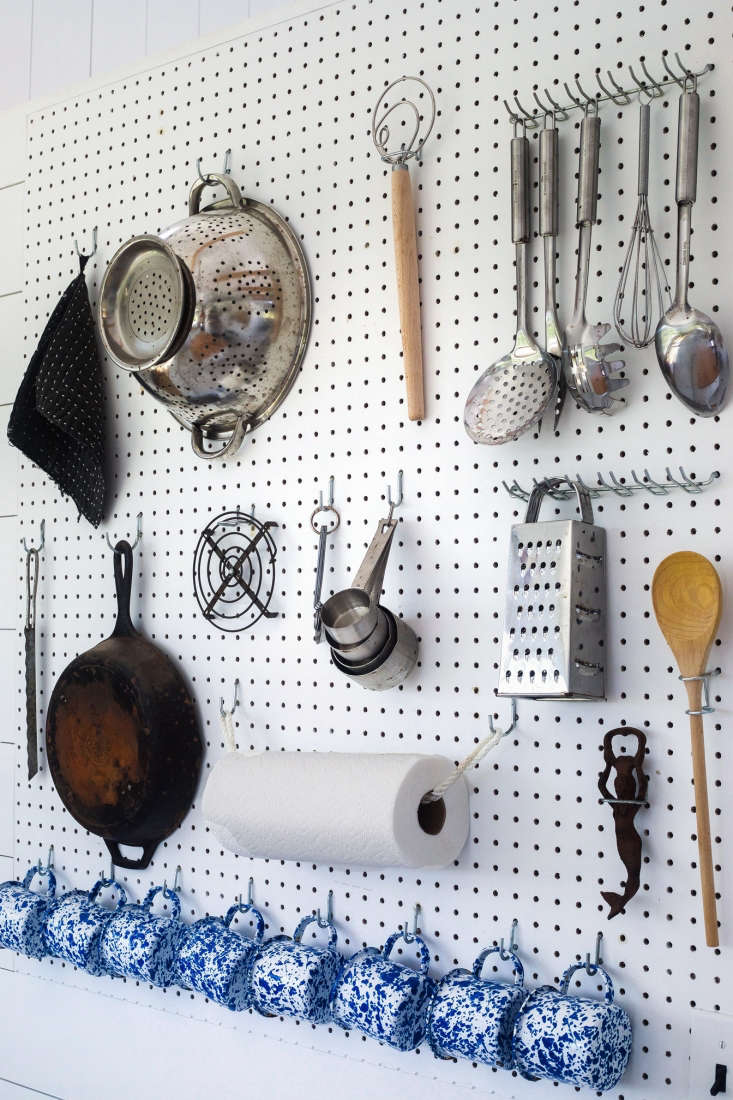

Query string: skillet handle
[111,540,135,637]
[105,838,160,870]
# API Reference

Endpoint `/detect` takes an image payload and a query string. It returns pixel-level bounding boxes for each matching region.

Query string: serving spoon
[655,81,728,416]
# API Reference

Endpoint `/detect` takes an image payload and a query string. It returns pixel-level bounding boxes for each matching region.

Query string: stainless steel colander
[99,173,311,460]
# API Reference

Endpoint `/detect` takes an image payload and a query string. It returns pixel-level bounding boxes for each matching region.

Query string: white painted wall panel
[0,3,31,111]
[146,0,199,57]
[91,0,146,78]
[0,185,24,298]
[0,857,15,971]
[0,516,19,629]
[0,742,15,856]
[0,631,20,741]
[0,406,18,515]
[30,0,93,101]
[0,108,26,188]
[0,296,27,405]
[200,0,250,35]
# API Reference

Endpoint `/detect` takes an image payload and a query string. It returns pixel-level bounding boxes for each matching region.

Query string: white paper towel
[202,751,469,868]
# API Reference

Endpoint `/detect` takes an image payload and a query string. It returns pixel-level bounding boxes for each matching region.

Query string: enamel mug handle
[560,961,615,1004]
[382,929,431,976]
[223,901,265,944]
[473,944,524,986]
[89,878,128,909]
[22,866,57,898]
[293,913,338,950]
[142,884,182,920]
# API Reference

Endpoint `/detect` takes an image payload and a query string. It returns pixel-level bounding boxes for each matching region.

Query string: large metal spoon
[655,84,728,416]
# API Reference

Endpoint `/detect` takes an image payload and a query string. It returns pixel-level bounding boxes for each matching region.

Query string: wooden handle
[391,165,424,421]
[685,680,719,946]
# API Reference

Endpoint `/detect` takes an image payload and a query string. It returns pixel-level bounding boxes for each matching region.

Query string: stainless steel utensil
[613,100,671,348]
[99,173,312,459]
[498,478,606,701]
[311,478,340,644]
[654,83,728,416]
[539,116,566,430]
[24,541,41,780]
[563,107,627,413]
[464,123,556,444]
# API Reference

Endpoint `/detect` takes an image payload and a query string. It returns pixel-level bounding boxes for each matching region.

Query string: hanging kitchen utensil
[8,244,106,526]
[613,99,671,348]
[652,551,722,946]
[563,106,627,413]
[46,540,203,869]
[654,79,728,415]
[371,76,436,421]
[23,522,44,780]
[311,477,339,643]
[539,114,566,430]
[464,121,556,444]
[99,172,311,459]
[321,484,417,690]
[498,477,606,700]
[597,728,649,919]
[193,508,279,632]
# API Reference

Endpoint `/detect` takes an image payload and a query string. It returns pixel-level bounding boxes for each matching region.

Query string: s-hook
[105,512,142,551]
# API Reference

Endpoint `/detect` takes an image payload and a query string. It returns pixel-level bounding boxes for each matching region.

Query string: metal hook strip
[503,54,712,126]
[105,512,143,551]
[502,469,719,503]
[22,519,45,555]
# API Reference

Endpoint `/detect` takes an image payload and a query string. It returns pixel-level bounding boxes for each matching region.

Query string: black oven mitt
[7,253,106,527]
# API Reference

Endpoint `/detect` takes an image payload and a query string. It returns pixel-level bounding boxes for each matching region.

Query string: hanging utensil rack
[503,52,713,128]
[502,467,719,503]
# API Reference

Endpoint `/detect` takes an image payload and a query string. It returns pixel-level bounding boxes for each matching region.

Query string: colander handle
[524,477,594,525]
[188,172,244,216]
[191,415,249,461]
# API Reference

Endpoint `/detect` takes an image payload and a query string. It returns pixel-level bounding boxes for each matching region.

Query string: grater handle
[525,478,594,524]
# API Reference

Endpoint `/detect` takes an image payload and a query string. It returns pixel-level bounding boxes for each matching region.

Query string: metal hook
[585,931,603,975]
[575,76,597,110]
[74,227,98,259]
[661,53,685,90]
[172,866,182,893]
[105,512,142,551]
[236,878,255,908]
[38,845,54,873]
[513,94,539,129]
[608,472,634,498]
[595,69,631,106]
[488,697,518,738]
[386,470,404,522]
[402,902,422,943]
[196,149,232,184]
[22,519,45,555]
[628,64,658,103]
[220,678,240,718]
[563,81,583,109]
[499,918,519,960]
[638,58,665,98]
[316,889,334,928]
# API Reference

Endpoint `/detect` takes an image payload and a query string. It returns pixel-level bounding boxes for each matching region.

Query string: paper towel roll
[202,752,469,868]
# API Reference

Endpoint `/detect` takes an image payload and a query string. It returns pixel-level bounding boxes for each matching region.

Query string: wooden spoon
[652,551,722,947]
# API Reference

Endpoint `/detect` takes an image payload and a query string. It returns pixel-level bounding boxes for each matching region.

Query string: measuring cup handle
[351,518,397,603]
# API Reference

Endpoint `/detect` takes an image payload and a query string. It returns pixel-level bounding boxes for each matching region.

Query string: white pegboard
[11,1,732,1096]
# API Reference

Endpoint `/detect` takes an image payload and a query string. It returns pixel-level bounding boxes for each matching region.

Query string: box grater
[498,478,606,700]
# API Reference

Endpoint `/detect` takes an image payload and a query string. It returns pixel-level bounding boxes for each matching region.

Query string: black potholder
[8,254,106,527]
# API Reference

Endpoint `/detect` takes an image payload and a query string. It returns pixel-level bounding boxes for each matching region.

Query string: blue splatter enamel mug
[175,900,265,1011]
[512,962,632,1092]
[44,877,128,976]
[250,914,342,1023]
[331,928,436,1052]
[99,883,184,988]
[0,865,56,960]
[427,945,525,1067]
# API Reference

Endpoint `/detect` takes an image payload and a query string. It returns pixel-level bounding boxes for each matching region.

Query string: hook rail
[502,469,719,504]
[503,53,713,128]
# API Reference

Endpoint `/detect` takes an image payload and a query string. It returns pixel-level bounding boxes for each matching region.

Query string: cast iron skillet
[46,539,203,869]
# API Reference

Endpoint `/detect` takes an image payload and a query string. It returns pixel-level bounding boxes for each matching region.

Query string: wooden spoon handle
[391,165,425,421]
[687,683,719,946]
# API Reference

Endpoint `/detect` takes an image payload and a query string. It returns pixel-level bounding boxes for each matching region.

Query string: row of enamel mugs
[0,867,631,1092]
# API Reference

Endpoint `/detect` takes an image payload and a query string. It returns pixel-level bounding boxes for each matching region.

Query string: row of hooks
[504,51,712,128]
[502,468,720,504]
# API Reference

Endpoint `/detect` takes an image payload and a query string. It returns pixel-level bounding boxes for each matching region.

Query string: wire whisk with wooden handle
[371,76,436,421]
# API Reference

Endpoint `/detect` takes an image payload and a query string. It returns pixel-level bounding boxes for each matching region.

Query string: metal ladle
[655,80,728,416]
